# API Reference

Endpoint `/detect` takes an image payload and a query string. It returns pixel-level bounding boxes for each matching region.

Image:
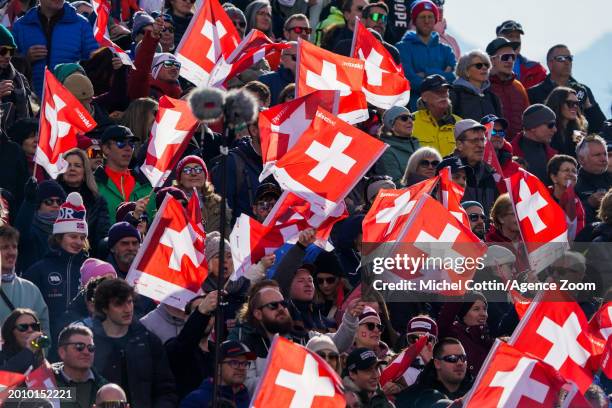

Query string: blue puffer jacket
[395,31,456,110]
[12,3,99,96]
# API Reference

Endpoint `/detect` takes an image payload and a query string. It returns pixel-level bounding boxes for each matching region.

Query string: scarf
[33,210,58,235]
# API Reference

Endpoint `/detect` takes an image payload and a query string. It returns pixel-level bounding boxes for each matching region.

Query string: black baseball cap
[346,348,379,372]
[496,20,524,35]
[419,74,451,94]
[220,340,256,360]
[436,156,473,176]
[480,114,509,130]
[100,125,136,144]
[486,37,520,56]
[255,183,281,201]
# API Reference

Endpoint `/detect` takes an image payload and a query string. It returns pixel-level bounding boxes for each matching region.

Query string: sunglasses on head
[98,402,128,408]
[162,26,175,33]
[471,62,490,70]
[491,129,506,138]
[468,213,487,222]
[361,322,384,332]
[397,114,414,122]
[565,100,579,109]
[15,323,41,332]
[368,12,387,23]
[317,276,337,285]
[407,333,437,344]
[42,198,62,206]
[495,53,515,62]
[62,342,96,353]
[317,351,339,360]
[553,55,573,63]
[0,46,15,57]
[438,354,467,363]
[288,26,312,35]
[113,139,136,149]
[258,300,289,311]
[182,166,204,175]
[418,159,440,168]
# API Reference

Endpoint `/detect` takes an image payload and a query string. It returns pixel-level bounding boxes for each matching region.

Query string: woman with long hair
[0,308,45,372]
[120,97,159,153]
[545,86,588,157]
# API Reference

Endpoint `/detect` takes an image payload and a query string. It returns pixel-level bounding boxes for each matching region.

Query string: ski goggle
[287,26,312,35]
[367,13,387,24]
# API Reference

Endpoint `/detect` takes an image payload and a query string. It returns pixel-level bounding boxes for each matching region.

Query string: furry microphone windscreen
[188,86,226,123]
[224,89,259,128]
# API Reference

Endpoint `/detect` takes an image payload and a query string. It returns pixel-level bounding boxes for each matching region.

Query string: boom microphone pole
[188,86,258,407]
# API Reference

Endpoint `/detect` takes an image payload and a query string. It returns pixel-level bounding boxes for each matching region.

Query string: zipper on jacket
[66,255,73,308]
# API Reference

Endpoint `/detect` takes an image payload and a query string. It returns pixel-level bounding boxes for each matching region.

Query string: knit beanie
[205,231,230,260]
[36,180,67,208]
[306,334,339,354]
[382,105,411,129]
[522,104,556,130]
[366,179,396,203]
[0,24,16,48]
[151,52,179,79]
[53,63,86,83]
[313,251,343,277]
[53,192,88,236]
[176,155,209,180]
[223,4,246,26]
[155,186,188,209]
[132,11,155,40]
[460,201,484,212]
[358,306,381,324]
[456,291,487,322]
[108,221,141,249]
[7,118,39,146]
[63,73,95,103]
[80,258,117,286]
[410,0,439,24]
[115,201,137,223]
[406,315,438,337]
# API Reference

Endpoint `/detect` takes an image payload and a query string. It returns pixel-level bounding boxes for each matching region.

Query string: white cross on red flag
[250,336,345,408]
[35,68,97,179]
[140,96,199,188]
[588,301,612,343]
[463,340,566,408]
[483,121,506,193]
[0,370,25,404]
[268,106,387,215]
[351,21,410,109]
[175,0,240,86]
[91,0,133,66]
[506,169,569,273]
[296,39,368,124]
[259,90,338,181]
[127,195,208,309]
[25,359,60,408]
[438,167,470,228]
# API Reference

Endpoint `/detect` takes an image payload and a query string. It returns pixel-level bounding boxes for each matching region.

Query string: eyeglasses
[552,55,573,63]
[15,323,41,332]
[223,359,252,369]
[256,10,272,17]
[258,300,289,311]
[42,198,63,206]
[367,13,387,23]
[113,139,136,149]
[470,62,490,70]
[494,53,515,62]
[182,166,204,175]
[0,46,15,57]
[438,354,467,363]
[397,114,414,122]
[162,26,175,33]
[461,137,486,145]
[407,334,437,344]
[288,26,312,35]
[159,60,181,69]
[565,100,579,109]
[61,342,96,353]
[98,402,128,408]
[546,121,557,129]
[317,276,337,285]
[468,213,487,222]
[361,322,384,332]
[87,147,103,159]
[418,159,440,168]
[491,129,506,138]
[317,351,339,360]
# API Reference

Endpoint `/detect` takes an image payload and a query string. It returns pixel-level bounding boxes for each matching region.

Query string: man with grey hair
[575,134,612,223]
[258,41,297,105]
[510,104,558,182]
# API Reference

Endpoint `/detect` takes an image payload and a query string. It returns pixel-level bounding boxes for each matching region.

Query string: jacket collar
[21,2,79,24]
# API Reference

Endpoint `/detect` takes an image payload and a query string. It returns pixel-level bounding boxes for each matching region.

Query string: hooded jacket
[450,77,502,122]
[489,73,529,140]
[139,304,186,344]
[373,134,420,186]
[412,109,459,158]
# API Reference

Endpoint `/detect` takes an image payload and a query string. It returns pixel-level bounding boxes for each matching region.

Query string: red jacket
[517,54,547,89]
[489,74,529,142]
[510,132,557,162]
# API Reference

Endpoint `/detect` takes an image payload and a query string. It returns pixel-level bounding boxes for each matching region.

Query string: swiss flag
[268,107,387,215]
[259,90,338,180]
[0,370,25,404]
[127,195,208,309]
[175,0,240,86]
[296,39,368,124]
[362,177,438,243]
[25,360,60,408]
[483,121,506,193]
[463,340,565,408]
[438,167,470,228]
[601,336,612,378]
[187,188,205,232]
[351,21,410,109]
[506,169,569,272]
[35,69,97,178]
[509,291,603,393]
[91,0,133,66]
[380,336,427,387]
[140,96,199,187]
[209,29,291,88]
[251,336,345,408]
[559,185,585,240]
[588,301,612,342]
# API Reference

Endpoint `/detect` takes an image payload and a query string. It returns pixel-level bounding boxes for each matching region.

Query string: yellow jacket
[412,109,462,157]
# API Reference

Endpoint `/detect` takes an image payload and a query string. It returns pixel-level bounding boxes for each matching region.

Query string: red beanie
[176,155,209,181]
[411,0,439,24]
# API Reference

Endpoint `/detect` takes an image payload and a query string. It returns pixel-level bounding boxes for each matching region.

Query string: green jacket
[315,6,345,46]
[51,362,108,408]
[94,167,156,224]
[373,134,421,186]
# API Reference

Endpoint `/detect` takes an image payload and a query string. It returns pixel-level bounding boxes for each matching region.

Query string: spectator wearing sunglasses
[511,104,558,182]
[396,316,438,386]
[312,250,351,320]
[396,337,472,406]
[0,226,50,342]
[251,182,280,223]
[53,325,108,408]
[401,146,441,187]
[258,42,296,106]
[86,141,105,171]
[94,383,130,408]
[349,306,389,360]
[181,340,254,408]
[307,334,341,374]
[95,125,155,225]
[461,201,486,240]
[343,348,393,408]
[545,87,588,157]
[487,37,529,141]
[373,106,420,185]
[0,308,46,373]
[362,2,387,37]
[223,4,247,38]
[450,50,502,122]
[0,25,33,128]
[480,114,520,178]
[528,44,606,133]
[282,13,311,42]
[149,12,175,52]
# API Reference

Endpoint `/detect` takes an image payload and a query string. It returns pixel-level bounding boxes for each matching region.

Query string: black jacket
[92,318,178,408]
[451,154,499,216]
[450,79,502,121]
[575,168,612,223]
[0,131,28,206]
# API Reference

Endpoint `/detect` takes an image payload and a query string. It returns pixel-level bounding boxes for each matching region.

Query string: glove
[24,177,38,203]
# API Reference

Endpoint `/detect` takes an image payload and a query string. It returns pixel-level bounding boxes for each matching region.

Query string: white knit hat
[53,192,88,236]
[306,334,338,354]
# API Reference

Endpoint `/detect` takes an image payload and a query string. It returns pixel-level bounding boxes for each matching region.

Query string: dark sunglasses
[407,333,437,344]
[87,147,103,159]
[471,62,490,70]
[284,54,297,61]
[42,198,63,206]
[113,139,136,149]
[0,46,15,57]
[15,323,41,332]
[439,354,467,363]
[546,121,556,129]
[98,402,128,408]
[159,60,181,69]
[397,114,414,122]
[288,26,312,35]
[361,322,384,332]
[553,55,573,63]
[182,166,204,175]
[368,13,387,23]
[162,26,175,33]
[491,129,506,138]
[258,300,289,311]
[418,159,440,168]
[317,351,339,360]
[356,5,364,11]
[565,100,579,109]
[468,213,487,222]
[496,53,515,62]
[317,276,337,285]
[62,342,96,353]
[234,20,247,28]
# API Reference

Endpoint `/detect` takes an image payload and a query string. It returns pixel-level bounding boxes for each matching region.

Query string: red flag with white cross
[35,69,97,178]
[0,370,25,404]
[588,301,612,343]
[25,360,60,408]
[438,167,470,228]
[127,195,208,309]
[250,336,345,408]
[91,0,133,66]
[296,39,368,124]
[268,106,387,215]
[175,0,240,86]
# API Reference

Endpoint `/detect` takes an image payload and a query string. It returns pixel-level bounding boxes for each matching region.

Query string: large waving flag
[91,0,133,66]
